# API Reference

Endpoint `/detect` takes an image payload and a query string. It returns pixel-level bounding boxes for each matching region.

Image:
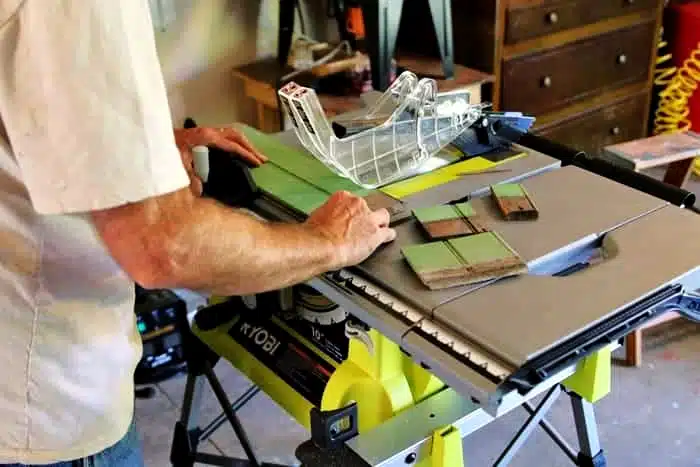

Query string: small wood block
[413,202,489,240]
[490,183,539,221]
[454,202,490,234]
[401,242,468,290]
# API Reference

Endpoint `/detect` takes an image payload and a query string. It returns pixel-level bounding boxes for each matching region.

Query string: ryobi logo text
[239,322,281,356]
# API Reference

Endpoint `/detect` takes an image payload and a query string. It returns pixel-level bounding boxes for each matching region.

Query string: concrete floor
[135,172,700,466]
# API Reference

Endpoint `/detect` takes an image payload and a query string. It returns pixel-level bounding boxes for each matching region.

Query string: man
[0,1,395,465]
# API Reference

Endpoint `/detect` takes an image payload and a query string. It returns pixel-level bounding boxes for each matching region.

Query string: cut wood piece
[422,219,474,239]
[448,231,528,282]
[413,204,467,240]
[455,202,490,234]
[401,242,468,290]
[413,202,490,240]
[491,183,539,220]
[401,231,527,290]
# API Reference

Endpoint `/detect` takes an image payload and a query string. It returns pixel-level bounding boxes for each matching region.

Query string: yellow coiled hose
[652,35,700,176]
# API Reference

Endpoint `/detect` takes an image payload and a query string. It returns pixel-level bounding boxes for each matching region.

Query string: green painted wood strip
[491,183,526,198]
[447,232,515,265]
[454,202,476,218]
[251,163,329,215]
[412,204,461,224]
[239,124,370,196]
[401,241,464,273]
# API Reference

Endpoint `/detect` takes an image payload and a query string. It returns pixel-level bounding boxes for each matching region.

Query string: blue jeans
[1,419,144,467]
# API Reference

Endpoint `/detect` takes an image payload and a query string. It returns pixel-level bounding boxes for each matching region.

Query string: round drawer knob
[541,76,552,88]
[617,54,628,65]
[626,0,635,4]
[547,11,559,24]
[611,126,621,136]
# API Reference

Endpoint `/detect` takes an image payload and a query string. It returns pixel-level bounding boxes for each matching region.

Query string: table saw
[168,93,700,467]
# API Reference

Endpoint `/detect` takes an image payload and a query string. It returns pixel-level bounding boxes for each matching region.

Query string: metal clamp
[657,290,700,323]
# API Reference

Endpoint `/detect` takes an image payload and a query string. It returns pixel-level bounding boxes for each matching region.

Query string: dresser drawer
[501,21,655,116]
[534,93,647,155]
[505,0,658,44]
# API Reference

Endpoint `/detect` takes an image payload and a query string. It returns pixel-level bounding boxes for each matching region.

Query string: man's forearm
[165,197,338,296]
[94,183,391,297]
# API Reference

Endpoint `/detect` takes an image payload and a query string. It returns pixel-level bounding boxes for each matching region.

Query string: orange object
[346,7,365,39]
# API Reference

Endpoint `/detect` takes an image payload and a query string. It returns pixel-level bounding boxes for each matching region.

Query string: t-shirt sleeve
[0,0,190,215]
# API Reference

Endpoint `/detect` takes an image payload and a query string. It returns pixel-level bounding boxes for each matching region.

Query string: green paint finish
[239,124,367,196]
[402,242,464,272]
[447,232,514,265]
[412,205,461,224]
[251,163,329,214]
[491,183,526,198]
[454,202,475,217]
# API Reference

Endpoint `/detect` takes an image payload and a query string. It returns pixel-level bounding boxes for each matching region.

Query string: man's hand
[304,191,397,269]
[174,126,268,196]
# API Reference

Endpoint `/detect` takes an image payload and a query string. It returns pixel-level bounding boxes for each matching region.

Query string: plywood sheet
[251,163,329,214]
[240,124,370,196]
[433,205,700,367]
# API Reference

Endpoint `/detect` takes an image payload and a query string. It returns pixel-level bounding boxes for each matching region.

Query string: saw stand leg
[169,308,292,467]
[487,346,612,467]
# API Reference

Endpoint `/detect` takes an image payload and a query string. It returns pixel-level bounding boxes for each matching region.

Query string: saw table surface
[237,124,700,404]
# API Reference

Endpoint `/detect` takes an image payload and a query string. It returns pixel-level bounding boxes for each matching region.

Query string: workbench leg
[494,385,563,466]
[624,330,643,367]
[170,373,205,467]
[571,395,607,467]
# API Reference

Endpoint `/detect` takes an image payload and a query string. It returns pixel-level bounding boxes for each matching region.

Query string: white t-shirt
[0,1,190,463]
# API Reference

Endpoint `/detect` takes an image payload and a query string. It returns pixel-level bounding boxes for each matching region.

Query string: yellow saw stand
[167,116,700,467]
[170,296,612,467]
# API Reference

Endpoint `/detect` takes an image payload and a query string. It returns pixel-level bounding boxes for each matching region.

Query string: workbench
[169,106,700,467]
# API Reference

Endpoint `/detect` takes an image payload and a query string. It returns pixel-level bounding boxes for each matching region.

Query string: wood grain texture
[413,202,490,240]
[504,0,657,44]
[401,232,527,290]
[491,183,539,220]
[501,21,655,116]
[535,92,648,156]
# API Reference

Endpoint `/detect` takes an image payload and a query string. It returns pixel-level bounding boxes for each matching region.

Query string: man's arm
[0,0,394,295]
[91,186,395,296]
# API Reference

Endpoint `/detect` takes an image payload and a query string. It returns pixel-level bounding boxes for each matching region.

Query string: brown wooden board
[490,183,539,220]
[413,202,491,240]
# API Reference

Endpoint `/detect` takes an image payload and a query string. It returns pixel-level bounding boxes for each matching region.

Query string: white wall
[152,0,331,127]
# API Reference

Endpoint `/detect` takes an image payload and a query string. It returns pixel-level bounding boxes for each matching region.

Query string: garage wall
[152,0,332,127]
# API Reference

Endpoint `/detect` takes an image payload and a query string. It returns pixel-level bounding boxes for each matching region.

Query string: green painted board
[454,202,476,217]
[239,124,370,196]
[401,242,464,273]
[491,183,526,198]
[412,204,462,224]
[251,163,329,214]
[447,232,515,265]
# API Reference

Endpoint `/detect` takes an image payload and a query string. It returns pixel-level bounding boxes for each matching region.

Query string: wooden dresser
[397,0,665,156]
